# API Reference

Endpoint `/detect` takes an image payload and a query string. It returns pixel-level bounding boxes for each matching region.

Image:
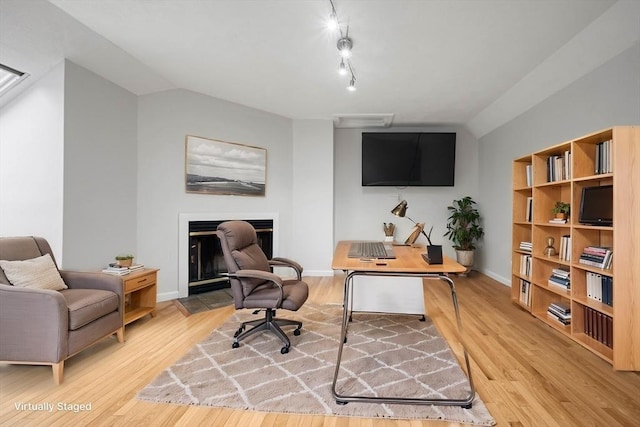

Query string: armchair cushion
[60,289,120,331]
[0,254,68,291]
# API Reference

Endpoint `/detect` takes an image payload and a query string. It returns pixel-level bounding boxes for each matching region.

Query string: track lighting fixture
[327,0,357,92]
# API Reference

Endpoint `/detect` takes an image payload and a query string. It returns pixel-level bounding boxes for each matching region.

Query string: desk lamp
[391,200,442,264]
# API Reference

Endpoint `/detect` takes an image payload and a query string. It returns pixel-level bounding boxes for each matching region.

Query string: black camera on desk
[423,245,443,264]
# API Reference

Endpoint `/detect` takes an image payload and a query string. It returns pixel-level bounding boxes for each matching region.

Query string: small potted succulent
[552,201,570,220]
[115,254,134,267]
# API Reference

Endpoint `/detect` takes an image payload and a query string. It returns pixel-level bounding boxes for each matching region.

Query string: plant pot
[555,213,567,220]
[455,249,474,276]
[117,258,133,267]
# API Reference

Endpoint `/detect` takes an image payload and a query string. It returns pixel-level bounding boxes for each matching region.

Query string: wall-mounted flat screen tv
[579,185,613,226]
[362,132,456,186]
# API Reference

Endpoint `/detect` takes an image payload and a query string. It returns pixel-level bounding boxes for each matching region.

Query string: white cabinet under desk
[351,275,426,315]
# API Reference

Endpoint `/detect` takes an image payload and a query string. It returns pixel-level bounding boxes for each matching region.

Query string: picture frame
[185,135,266,196]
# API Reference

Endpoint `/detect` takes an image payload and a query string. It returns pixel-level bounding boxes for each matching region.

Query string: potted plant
[444,196,484,275]
[115,254,134,267]
[552,201,570,220]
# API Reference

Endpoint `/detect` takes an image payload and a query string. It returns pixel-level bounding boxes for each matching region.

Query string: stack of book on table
[548,268,570,291]
[579,246,612,269]
[101,263,144,276]
[547,302,571,326]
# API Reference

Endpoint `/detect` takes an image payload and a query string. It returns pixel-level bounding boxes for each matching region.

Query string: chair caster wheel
[232,342,240,349]
[280,346,289,354]
[462,403,472,409]
[343,337,347,343]
[293,328,301,336]
[336,400,348,405]
[234,327,244,338]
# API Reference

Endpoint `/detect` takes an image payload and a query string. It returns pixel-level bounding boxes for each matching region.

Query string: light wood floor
[1,273,639,426]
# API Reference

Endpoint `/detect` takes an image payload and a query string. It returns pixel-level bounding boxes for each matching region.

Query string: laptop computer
[347,241,396,259]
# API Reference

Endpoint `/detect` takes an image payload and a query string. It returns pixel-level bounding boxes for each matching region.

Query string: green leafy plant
[444,196,484,251]
[115,254,134,260]
[551,201,570,216]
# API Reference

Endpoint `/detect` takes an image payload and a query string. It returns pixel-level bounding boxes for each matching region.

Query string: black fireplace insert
[188,219,273,294]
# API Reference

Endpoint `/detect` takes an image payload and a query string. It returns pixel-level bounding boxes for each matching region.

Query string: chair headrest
[217,221,257,251]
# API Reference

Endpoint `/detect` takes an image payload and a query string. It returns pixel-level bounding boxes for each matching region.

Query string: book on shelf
[546,151,571,182]
[558,235,571,262]
[586,272,613,306]
[547,301,571,325]
[525,164,532,187]
[519,254,532,277]
[519,241,532,252]
[548,267,570,290]
[579,246,612,269]
[595,139,613,174]
[584,306,613,348]
[519,279,531,307]
[526,197,533,222]
[548,218,567,224]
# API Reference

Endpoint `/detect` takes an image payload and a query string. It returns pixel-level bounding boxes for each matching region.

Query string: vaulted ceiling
[1,0,638,136]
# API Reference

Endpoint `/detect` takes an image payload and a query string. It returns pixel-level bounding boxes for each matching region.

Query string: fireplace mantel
[178,212,279,298]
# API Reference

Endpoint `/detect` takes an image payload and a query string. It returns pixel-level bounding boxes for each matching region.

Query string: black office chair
[216,221,309,354]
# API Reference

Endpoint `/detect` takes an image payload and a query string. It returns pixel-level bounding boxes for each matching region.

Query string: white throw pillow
[0,253,68,291]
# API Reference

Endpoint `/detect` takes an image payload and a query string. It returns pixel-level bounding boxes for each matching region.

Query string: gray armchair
[217,221,309,354]
[0,236,124,384]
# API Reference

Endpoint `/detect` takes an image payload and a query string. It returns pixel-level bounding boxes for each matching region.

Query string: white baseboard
[479,269,510,287]
[158,291,179,303]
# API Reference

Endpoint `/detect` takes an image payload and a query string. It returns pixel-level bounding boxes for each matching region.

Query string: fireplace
[188,219,274,294]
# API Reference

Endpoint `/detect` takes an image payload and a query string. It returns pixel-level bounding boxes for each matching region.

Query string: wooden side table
[122,268,158,326]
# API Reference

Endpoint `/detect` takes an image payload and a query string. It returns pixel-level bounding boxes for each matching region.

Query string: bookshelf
[511,126,639,371]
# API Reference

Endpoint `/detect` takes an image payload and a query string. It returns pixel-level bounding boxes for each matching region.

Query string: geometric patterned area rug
[137,303,495,425]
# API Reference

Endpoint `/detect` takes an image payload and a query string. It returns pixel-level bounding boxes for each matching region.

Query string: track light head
[327,11,339,32]
[337,37,352,58]
[338,59,348,76]
[347,76,356,91]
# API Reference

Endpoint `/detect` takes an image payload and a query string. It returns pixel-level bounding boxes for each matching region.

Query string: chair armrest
[0,284,68,363]
[59,271,124,309]
[269,257,303,280]
[228,269,284,306]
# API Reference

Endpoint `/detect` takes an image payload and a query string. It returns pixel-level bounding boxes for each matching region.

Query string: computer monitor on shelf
[579,185,613,226]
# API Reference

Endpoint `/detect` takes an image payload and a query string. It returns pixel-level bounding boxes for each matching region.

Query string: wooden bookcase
[511,126,639,371]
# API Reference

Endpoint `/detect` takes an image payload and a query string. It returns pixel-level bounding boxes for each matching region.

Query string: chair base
[233,308,301,354]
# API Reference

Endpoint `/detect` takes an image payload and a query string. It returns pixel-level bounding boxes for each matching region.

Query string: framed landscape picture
[185,135,266,196]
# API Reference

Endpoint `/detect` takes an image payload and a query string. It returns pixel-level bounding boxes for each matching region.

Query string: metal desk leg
[331,271,475,408]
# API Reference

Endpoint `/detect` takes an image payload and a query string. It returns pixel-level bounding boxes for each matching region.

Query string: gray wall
[137,89,297,300]
[333,125,480,261]
[62,60,138,269]
[478,42,640,284]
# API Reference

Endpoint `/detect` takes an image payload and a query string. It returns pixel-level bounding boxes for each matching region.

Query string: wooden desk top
[332,241,466,274]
